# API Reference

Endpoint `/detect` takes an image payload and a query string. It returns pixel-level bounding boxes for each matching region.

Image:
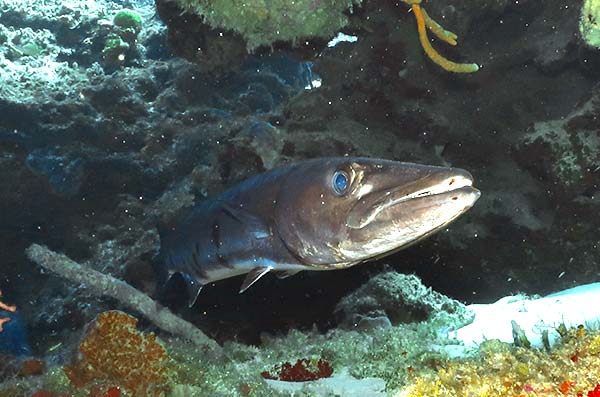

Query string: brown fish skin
[159,157,481,305]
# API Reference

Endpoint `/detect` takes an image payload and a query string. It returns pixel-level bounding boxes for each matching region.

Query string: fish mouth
[346,170,481,229]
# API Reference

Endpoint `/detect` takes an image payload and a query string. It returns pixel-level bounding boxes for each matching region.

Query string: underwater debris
[64,311,171,395]
[25,244,222,354]
[402,0,479,73]
[0,289,16,332]
[261,358,334,382]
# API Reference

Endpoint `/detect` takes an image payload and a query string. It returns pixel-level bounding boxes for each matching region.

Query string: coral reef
[0,0,599,395]
[156,0,481,72]
[396,327,600,397]
[3,274,600,396]
[64,310,172,395]
[101,9,144,69]
[113,10,143,33]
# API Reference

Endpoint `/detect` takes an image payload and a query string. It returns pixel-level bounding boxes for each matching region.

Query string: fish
[159,157,481,305]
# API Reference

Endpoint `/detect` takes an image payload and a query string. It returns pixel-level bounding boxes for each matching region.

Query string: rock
[335,272,474,330]
[25,149,85,197]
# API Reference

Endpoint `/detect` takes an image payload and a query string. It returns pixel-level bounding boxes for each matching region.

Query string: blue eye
[332,171,349,195]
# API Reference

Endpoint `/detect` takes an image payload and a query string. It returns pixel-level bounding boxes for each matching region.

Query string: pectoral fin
[239,266,272,293]
[180,272,204,307]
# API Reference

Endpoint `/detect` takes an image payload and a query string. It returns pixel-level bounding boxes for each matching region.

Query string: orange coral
[65,310,172,395]
[0,289,17,332]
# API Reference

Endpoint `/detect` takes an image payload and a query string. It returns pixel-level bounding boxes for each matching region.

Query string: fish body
[160,157,481,304]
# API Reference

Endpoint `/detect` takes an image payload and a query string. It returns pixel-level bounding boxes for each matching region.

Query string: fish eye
[332,170,350,195]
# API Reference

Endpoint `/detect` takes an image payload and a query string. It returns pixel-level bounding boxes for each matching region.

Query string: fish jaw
[339,168,481,263]
[346,168,478,229]
[273,158,482,268]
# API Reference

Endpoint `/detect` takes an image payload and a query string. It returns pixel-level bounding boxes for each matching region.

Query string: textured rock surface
[335,272,474,331]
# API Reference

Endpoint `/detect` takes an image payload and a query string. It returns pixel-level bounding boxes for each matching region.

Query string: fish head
[275,157,480,268]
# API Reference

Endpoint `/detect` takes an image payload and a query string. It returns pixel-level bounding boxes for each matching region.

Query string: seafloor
[0,0,599,395]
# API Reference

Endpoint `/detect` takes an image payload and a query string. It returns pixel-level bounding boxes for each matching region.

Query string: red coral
[104,387,121,397]
[587,384,600,397]
[261,358,333,382]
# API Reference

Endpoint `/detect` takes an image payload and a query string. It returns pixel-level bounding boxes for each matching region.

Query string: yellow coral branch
[402,0,479,73]
[421,7,457,45]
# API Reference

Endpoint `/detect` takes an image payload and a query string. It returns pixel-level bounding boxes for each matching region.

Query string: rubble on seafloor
[0,271,465,396]
[2,270,600,396]
[0,0,598,344]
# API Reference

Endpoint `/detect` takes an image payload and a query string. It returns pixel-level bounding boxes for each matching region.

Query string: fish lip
[346,171,480,229]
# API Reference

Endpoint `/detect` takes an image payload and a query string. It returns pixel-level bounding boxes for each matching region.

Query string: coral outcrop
[64,311,172,395]
[334,272,473,331]
[168,0,360,50]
